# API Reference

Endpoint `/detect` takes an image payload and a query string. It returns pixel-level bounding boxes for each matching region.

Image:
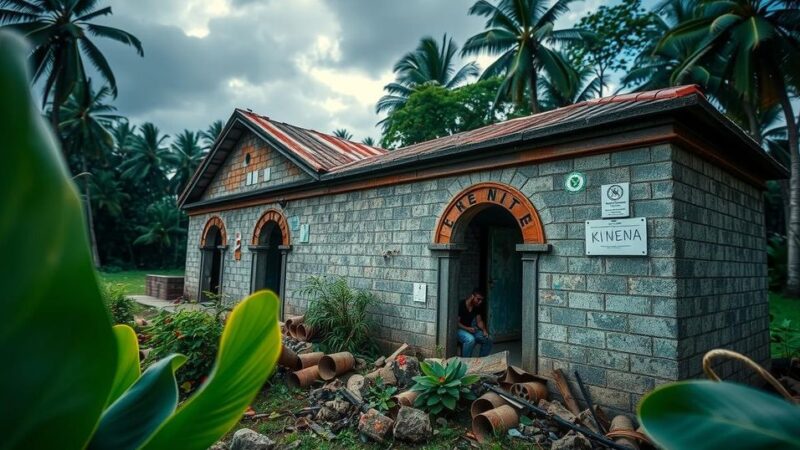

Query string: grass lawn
[770,292,800,358]
[97,269,184,296]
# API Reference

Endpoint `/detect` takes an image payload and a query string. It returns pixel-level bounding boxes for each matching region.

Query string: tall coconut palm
[377,34,479,123]
[539,52,601,110]
[462,0,591,113]
[57,80,119,267]
[121,122,173,191]
[170,130,205,195]
[134,197,185,266]
[0,0,143,130]
[361,136,376,146]
[332,128,353,140]
[201,119,224,150]
[659,0,800,294]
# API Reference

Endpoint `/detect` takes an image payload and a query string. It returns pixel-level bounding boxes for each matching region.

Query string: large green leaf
[107,325,141,406]
[638,380,800,450]
[89,354,186,450]
[142,291,281,450]
[0,31,117,450]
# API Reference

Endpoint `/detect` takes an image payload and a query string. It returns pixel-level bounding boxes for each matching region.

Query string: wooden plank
[552,369,581,416]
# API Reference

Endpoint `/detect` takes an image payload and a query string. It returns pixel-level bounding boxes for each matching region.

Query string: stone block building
[178,86,785,412]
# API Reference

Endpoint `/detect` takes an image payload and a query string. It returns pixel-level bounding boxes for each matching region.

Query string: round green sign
[564,171,586,193]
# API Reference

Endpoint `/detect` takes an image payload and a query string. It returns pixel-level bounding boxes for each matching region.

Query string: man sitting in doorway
[457,289,493,357]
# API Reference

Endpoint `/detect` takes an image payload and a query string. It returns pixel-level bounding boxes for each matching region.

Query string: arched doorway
[430,182,549,371]
[199,216,227,302]
[250,210,291,316]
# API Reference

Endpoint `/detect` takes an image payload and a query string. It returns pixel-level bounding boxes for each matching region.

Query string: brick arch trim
[434,182,545,244]
[252,209,290,246]
[201,216,227,247]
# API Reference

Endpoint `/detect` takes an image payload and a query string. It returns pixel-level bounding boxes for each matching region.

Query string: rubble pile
[231,317,659,449]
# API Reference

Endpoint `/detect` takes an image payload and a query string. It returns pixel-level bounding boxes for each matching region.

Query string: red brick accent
[434,182,545,245]
[201,216,227,247]
[252,209,290,246]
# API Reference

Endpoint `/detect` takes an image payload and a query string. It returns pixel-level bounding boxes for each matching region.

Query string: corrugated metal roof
[330,86,705,173]
[238,109,386,173]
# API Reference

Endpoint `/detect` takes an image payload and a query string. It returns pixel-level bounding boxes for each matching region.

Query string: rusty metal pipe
[471,392,513,419]
[298,351,325,369]
[278,344,301,370]
[472,405,519,443]
[511,381,548,403]
[287,365,320,389]
[318,352,355,380]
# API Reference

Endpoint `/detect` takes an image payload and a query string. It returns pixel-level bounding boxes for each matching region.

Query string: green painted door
[487,226,522,341]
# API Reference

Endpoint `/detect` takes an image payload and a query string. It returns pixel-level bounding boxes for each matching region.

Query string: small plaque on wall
[413,283,427,303]
[585,217,647,256]
[288,216,300,231]
[601,182,630,218]
[298,224,310,243]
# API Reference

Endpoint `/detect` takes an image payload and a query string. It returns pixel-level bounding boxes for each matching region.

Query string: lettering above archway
[252,209,291,246]
[434,182,545,244]
[201,216,227,247]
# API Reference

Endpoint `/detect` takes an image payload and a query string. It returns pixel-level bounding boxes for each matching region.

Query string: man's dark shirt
[458,300,478,328]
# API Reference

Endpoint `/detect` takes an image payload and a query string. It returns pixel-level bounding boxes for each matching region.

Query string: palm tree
[0,0,143,129]
[201,119,224,150]
[539,52,601,110]
[121,122,174,191]
[332,128,353,140]
[462,0,590,113]
[658,0,800,294]
[377,34,479,123]
[134,198,185,266]
[170,130,205,195]
[57,80,119,267]
[361,136,376,146]
[90,168,130,217]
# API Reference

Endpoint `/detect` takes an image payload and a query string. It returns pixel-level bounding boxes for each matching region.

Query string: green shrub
[146,310,223,393]
[771,318,800,359]
[411,360,478,415]
[366,376,397,413]
[102,282,135,324]
[299,276,377,354]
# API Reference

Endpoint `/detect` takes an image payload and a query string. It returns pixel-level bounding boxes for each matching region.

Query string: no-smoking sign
[601,182,630,218]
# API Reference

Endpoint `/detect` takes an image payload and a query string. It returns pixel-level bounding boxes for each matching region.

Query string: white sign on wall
[298,224,310,243]
[601,182,630,218]
[413,283,427,303]
[585,217,647,256]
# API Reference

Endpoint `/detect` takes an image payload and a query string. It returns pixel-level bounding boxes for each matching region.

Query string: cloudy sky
[95,0,604,142]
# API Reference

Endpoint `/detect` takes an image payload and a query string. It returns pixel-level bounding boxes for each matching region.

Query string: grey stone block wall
[671,146,770,384]
[183,142,770,413]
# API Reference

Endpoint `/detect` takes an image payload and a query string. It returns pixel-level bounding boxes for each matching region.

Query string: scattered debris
[552,431,592,450]
[287,366,321,389]
[393,406,432,443]
[230,428,275,450]
[346,374,366,401]
[208,441,228,450]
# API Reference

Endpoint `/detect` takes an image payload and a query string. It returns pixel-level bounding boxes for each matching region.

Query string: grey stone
[393,407,432,443]
[209,442,229,450]
[551,431,592,450]
[358,408,395,442]
[230,428,275,450]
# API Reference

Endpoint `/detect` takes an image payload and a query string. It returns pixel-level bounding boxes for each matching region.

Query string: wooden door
[487,226,522,342]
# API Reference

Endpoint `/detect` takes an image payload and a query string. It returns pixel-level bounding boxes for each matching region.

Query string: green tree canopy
[377,34,479,129]
[462,0,591,113]
[565,0,661,97]
[381,77,526,148]
[0,0,143,128]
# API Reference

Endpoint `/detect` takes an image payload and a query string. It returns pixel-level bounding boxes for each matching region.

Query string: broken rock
[547,400,578,423]
[358,408,394,443]
[208,442,228,450]
[315,399,352,422]
[551,431,591,450]
[230,428,275,450]
[393,407,432,444]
